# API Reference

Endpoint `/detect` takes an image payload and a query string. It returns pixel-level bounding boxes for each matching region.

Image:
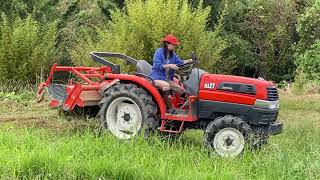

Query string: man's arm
[174,53,193,65]
[152,49,165,71]
[183,59,193,64]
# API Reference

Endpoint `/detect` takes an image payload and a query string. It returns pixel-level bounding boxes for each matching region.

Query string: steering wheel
[176,62,194,75]
[175,53,197,80]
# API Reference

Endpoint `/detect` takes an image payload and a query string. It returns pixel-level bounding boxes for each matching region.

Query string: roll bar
[89,52,139,74]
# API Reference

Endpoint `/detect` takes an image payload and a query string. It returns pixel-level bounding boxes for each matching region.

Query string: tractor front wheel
[99,84,158,139]
[204,115,252,157]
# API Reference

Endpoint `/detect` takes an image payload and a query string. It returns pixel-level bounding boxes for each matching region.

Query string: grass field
[0,92,320,179]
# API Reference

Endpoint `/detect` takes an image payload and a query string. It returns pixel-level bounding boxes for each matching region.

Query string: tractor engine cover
[198,74,275,104]
[197,73,279,125]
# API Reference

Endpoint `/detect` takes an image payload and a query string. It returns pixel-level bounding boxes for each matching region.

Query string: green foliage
[55,0,116,66]
[0,0,60,22]
[0,80,36,93]
[277,80,289,89]
[0,0,320,84]
[0,14,57,83]
[71,0,227,73]
[293,1,320,91]
[296,0,320,53]
[292,70,308,95]
[0,91,34,102]
[218,0,297,81]
[296,40,320,81]
[1,93,320,179]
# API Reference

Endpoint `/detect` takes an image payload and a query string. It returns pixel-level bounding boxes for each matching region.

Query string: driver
[150,34,192,113]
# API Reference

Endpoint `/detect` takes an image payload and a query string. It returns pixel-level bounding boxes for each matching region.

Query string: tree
[296,0,320,53]
[296,40,320,81]
[55,0,118,66]
[295,1,320,81]
[71,0,226,73]
[0,14,57,82]
[217,0,298,82]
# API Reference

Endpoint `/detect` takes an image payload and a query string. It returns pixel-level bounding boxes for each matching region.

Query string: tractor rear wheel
[204,115,252,157]
[99,84,158,139]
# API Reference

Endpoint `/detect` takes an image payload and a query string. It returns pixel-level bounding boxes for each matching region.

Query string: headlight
[253,99,279,110]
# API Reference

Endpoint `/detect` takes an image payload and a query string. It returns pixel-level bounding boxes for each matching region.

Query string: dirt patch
[0,99,100,133]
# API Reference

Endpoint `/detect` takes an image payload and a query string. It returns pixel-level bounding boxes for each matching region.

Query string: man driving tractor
[38,34,283,157]
[150,34,192,114]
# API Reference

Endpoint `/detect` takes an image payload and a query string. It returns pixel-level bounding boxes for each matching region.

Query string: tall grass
[0,80,37,92]
[0,90,320,179]
[0,123,319,179]
[0,94,320,179]
[0,80,37,102]
[0,14,57,83]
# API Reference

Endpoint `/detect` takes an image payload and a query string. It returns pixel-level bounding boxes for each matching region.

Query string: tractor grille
[266,87,278,101]
[260,112,278,123]
[218,82,256,95]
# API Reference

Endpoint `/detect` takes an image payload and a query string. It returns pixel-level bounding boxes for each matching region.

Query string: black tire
[204,115,252,157]
[98,84,159,139]
[250,126,269,150]
[59,106,100,120]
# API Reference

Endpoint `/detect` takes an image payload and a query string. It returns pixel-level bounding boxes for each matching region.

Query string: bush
[296,1,320,53]
[217,0,297,81]
[0,91,34,102]
[71,0,226,73]
[292,70,308,95]
[0,14,57,83]
[293,1,320,93]
[296,40,320,81]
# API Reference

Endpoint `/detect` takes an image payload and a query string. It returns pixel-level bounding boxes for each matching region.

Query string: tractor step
[165,113,188,117]
[166,109,188,115]
[48,84,67,105]
[164,110,197,122]
[160,120,184,134]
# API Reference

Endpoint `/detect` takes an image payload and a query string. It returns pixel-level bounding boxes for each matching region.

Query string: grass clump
[0,124,319,179]
[0,91,319,179]
[0,91,34,102]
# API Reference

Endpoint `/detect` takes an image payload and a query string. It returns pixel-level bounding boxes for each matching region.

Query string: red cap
[161,34,179,45]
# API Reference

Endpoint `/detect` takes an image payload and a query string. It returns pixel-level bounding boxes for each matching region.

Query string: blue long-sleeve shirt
[150,48,184,81]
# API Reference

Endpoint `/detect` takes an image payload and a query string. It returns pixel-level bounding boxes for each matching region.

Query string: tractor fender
[97,79,121,106]
[98,79,120,96]
[102,74,166,116]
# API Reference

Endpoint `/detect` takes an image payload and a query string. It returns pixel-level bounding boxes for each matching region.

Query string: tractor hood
[200,74,274,88]
[198,74,277,104]
[183,69,278,104]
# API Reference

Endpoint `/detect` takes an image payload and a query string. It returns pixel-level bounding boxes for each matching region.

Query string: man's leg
[154,80,173,112]
[154,80,170,91]
[169,81,186,95]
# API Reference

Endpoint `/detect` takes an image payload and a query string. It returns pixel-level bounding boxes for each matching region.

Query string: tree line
[0,0,319,84]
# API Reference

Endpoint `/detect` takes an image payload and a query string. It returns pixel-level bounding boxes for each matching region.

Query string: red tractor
[37,52,283,157]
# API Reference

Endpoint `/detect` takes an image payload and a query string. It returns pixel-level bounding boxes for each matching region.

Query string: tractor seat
[136,60,157,87]
[136,60,152,75]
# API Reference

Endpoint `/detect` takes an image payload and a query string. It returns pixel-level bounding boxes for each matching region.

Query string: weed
[0,92,319,179]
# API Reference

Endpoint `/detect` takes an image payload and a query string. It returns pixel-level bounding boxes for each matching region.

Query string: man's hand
[164,64,179,70]
[184,59,193,64]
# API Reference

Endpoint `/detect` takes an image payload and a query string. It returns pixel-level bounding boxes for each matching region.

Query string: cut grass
[0,92,319,179]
